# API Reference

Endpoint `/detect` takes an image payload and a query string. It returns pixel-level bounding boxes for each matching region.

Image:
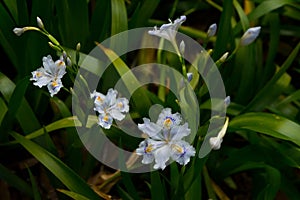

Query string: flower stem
[172,40,187,78]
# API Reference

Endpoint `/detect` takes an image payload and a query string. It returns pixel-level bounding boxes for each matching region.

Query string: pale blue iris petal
[138,118,162,138]
[105,88,118,106]
[116,98,129,113]
[161,129,169,141]
[98,114,113,129]
[153,145,171,170]
[171,141,195,165]
[93,104,105,114]
[157,108,172,123]
[169,123,190,141]
[109,108,125,121]
[32,76,52,88]
[30,67,46,81]
[136,139,165,165]
[148,15,186,42]
[156,108,182,128]
[54,59,66,78]
[136,140,155,164]
[47,79,63,97]
[30,68,52,87]
[42,55,55,74]
[90,90,106,108]
[148,27,173,41]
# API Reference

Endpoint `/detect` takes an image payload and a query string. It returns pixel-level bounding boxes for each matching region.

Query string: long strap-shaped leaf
[0,115,99,146]
[10,131,102,200]
[0,72,40,134]
[96,43,152,115]
[0,163,33,197]
[242,42,300,112]
[229,112,300,147]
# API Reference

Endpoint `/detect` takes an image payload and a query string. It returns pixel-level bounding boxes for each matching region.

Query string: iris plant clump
[12,14,260,171]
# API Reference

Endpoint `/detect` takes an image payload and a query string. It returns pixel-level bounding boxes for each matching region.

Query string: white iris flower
[136,108,195,170]
[30,55,66,97]
[148,15,186,42]
[91,89,129,129]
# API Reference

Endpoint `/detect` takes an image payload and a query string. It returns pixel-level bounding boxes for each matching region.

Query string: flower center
[145,144,153,153]
[117,102,123,108]
[57,60,65,67]
[103,115,109,122]
[172,144,184,154]
[36,72,42,77]
[163,117,174,128]
[96,96,103,103]
[52,81,58,87]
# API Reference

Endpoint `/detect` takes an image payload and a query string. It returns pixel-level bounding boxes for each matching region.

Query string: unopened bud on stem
[240,26,261,46]
[220,52,229,63]
[207,23,217,37]
[76,43,81,51]
[36,16,44,29]
[13,27,25,36]
[179,40,185,55]
[48,42,61,52]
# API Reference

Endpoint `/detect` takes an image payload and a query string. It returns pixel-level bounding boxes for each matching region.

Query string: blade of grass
[274,89,300,107]
[0,73,40,135]
[213,0,234,59]
[229,112,300,147]
[242,42,300,112]
[111,0,127,35]
[110,0,128,57]
[233,0,250,31]
[0,163,33,197]
[54,0,89,48]
[117,186,135,200]
[90,0,111,43]
[129,0,160,28]
[0,98,8,124]
[50,97,84,173]
[233,0,294,34]
[57,189,90,200]
[203,166,217,200]
[2,0,18,22]
[0,116,83,146]
[96,43,152,115]
[120,171,140,200]
[151,171,166,200]
[0,4,18,67]
[27,167,41,200]
[10,131,101,199]
[260,13,280,86]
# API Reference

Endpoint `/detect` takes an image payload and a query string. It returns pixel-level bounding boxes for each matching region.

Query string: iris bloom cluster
[30,55,66,97]
[136,108,195,170]
[91,89,129,129]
